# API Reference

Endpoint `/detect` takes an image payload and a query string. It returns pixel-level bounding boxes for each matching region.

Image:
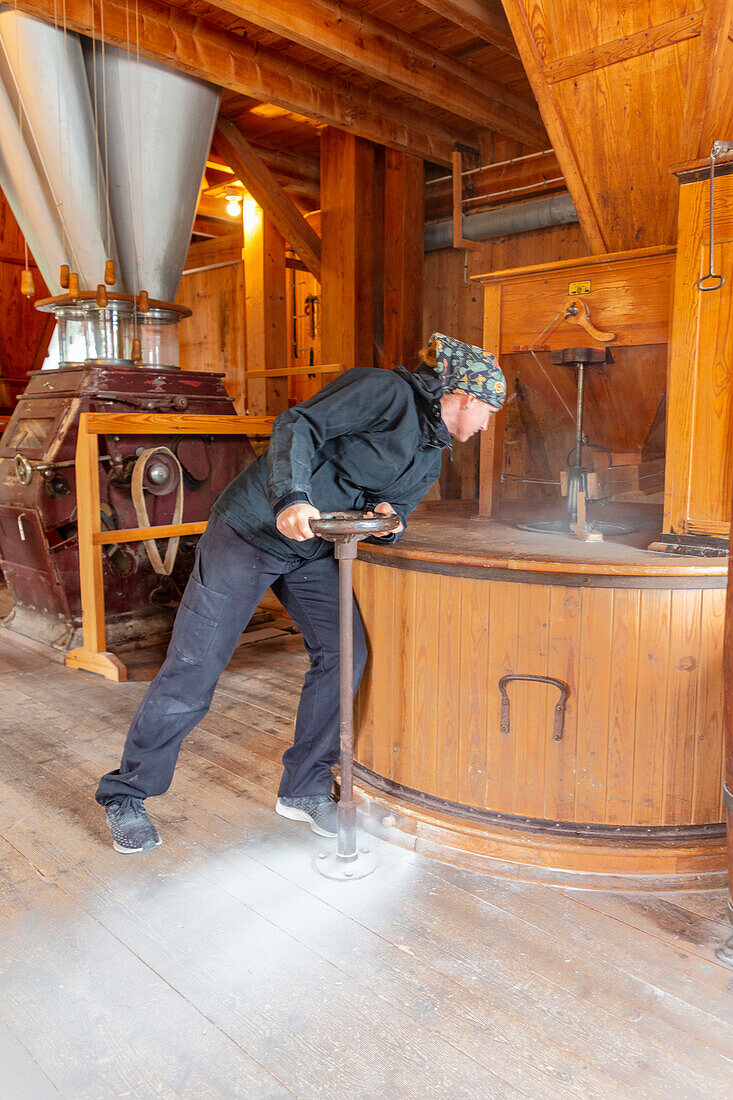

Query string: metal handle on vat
[498,674,569,742]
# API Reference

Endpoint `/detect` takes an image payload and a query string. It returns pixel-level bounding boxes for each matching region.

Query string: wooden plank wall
[424,220,590,499]
[177,261,246,412]
[0,191,53,414]
[502,0,733,251]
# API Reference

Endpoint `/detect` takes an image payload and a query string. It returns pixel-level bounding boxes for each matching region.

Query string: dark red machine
[0,355,253,656]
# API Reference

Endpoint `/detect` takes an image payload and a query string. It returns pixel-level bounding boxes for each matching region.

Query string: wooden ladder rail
[67,411,274,682]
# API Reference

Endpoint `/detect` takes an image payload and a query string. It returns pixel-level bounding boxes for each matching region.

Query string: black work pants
[95,515,367,804]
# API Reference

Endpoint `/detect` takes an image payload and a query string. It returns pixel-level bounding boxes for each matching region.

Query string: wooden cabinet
[665,156,733,539]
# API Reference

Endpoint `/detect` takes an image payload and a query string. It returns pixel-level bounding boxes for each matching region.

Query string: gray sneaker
[276,795,338,837]
[103,796,162,853]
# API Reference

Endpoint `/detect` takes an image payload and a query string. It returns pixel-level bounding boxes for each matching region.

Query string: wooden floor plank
[2,627,732,1100]
[0,835,291,1099]
[0,1017,62,1099]
[0,765,526,1100]
[3,722,725,1100]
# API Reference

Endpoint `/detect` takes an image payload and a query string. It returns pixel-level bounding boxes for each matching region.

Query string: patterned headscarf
[432,331,506,409]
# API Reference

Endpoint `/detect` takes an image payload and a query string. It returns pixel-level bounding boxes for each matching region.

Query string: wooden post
[383,149,424,369]
[243,201,289,416]
[320,129,375,368]
[66,414,127,681]
[478,283,504,516]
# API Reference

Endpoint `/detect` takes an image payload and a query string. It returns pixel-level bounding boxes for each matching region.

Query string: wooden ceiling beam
[413,0,519,59]
[12,0,466,165]
[202,0,546,147]
[184,234,242,275]
[213,119,322,281]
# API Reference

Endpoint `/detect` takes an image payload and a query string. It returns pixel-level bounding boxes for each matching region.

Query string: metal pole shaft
[337,551,357,859]
[574,361,585,467]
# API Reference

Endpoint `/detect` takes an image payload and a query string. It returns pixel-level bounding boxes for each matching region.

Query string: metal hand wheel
[309,510,400,880]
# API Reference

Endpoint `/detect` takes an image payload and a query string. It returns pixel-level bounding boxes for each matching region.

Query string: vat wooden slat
[513,584,551,818]
[693,587,726,823]
[457,577,490,807]
[371,566,395,782]
[574,588,613,823]
[631,589,672,826]
[436,575,463,804]
[411,572,441,797]
[391,568,415,783]
[605,589,641,825]
[662,589,702,825]
[353,561,376,772]
[485,581,520,814]
[544,586,580,822]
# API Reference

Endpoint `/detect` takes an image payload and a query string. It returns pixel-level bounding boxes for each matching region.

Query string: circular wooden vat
[352,509,727,889]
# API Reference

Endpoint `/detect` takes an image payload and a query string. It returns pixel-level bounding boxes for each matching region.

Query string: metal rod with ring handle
[308,510,400,880]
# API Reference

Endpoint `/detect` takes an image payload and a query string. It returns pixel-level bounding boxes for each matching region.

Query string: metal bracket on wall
[499,674,569,742]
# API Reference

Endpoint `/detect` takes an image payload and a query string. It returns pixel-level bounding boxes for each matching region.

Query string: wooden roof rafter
[213,118,322,280]
[12,0,474,165]
[199,0,547,147]
[412,0,519,59]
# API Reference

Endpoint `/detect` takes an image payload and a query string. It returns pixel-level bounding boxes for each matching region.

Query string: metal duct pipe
[0,7,118,293]
[83,44,220,302]
[424,193,578,252]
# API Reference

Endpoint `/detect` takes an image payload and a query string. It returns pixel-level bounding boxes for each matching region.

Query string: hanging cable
[526,307,577,425]
[135,0,145,303]
[100,0,112,269]
[124,0,139,356]
[11,0,34,296]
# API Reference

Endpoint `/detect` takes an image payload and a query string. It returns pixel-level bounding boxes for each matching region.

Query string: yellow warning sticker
[569,280,591,294]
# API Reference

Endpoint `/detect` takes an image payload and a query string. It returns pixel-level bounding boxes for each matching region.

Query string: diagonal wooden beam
[500,0,607,253]
[202,0,547,147]
[12,0,468,165]
[213,119,322,282]
[413,0,519,59]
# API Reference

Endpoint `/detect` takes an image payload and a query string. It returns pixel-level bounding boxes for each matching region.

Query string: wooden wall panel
[243,208,288,417]
[503,0,733,250]
[383,150,424,369]
[550,41,694,248]
[0,189,52,412]
[177,262,246,411]
[526,1,703,66]
[320,129,375,368]
[665,168,733,535]
[424,221,588,500]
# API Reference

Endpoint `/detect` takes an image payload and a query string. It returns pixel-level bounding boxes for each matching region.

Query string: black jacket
[212,364,452,561]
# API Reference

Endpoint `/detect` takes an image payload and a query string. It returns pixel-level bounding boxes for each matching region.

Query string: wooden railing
[66,412,273,682]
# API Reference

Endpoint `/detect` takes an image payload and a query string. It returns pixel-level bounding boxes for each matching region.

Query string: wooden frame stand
[67,412,273,681]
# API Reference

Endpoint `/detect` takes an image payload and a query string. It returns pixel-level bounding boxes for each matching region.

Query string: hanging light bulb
[226,194,242,218]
